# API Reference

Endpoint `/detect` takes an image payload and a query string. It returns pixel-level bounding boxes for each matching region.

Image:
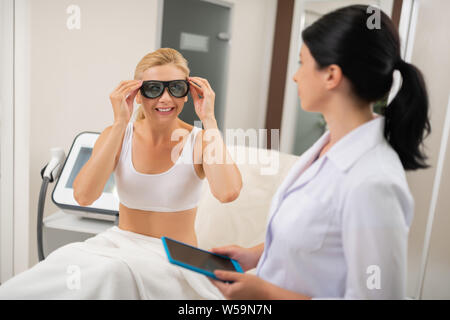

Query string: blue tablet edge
[161,236,244,281]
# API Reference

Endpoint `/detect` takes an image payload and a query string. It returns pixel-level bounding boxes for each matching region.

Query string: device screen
[65,147,115,193]
[165,238,237,272]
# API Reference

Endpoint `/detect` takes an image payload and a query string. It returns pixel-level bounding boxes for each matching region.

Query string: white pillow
[195,146,299,251]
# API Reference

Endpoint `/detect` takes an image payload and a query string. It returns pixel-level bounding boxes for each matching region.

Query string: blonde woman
[0,48,241,299]
[73,48,242,247]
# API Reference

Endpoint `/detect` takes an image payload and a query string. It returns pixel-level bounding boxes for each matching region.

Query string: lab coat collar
[325,115,385,172]
[271,130,331,206]
[268,115,384,220]
[265,115,386,250]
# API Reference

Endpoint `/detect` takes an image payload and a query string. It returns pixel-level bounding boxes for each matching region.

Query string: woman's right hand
[211,245,261,272]
[109,80,143,124]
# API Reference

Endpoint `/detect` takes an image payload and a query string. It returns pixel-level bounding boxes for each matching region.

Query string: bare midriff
[118,203,198,247]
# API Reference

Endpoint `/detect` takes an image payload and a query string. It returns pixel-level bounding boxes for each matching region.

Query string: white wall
[0,0,15,282]
[223,0,276,131]
[20,0,276,270]
[405,0,450,299]
[25,0,160,270]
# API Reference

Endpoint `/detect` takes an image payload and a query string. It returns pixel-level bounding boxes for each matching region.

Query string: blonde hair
[134,48,190,121]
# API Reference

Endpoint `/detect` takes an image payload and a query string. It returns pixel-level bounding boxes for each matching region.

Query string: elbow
[72,176,99,206]
[216,185,242,203]
[73,189,94,207]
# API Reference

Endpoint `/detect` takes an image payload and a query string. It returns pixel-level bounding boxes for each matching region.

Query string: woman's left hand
[210,270,271,300]
[188,76,216,123]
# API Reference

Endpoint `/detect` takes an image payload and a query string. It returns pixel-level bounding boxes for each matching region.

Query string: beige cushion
[195,146,299,250]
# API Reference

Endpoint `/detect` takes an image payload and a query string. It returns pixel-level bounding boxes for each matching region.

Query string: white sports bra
[114,122,204,212]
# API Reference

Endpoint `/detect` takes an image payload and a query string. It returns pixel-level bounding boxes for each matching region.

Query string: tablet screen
[165,238,237,272]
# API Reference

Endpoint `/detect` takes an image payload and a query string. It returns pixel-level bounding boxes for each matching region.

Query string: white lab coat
[256,116,414,299]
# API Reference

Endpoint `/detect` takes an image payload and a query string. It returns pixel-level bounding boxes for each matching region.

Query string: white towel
[0,226,225,300]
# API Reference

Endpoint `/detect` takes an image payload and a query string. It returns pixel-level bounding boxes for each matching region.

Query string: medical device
[51,131,119,220]
[161,237,243,282]
[37,148,66,261]
[37,131,119,261]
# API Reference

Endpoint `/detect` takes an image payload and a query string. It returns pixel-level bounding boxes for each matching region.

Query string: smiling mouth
[154,107,175,113]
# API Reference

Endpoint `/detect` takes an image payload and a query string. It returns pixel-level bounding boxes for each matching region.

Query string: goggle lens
[141,80,189,99]
[169,81,189,98]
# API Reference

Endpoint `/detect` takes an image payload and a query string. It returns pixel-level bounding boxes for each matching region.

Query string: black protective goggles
[140,80,190,99]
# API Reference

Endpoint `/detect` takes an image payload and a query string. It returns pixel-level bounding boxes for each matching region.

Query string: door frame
[13,0,31,276]
[0,0,31,280]
[279,0,305,153]
[0,0,15,283]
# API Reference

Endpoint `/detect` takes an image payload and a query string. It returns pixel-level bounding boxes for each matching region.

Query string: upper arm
[92,125,123,171]
[341,176,412,299]
[193,129,205,179]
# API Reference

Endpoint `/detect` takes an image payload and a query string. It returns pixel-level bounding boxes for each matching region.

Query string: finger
[120,81,142,95]
[209,277,230,295]
[189,84,203,101]
[211,246,234,256]
[115,80,140,92]
[190,78,214,98]
[189,77,206,89]
[189,79,205,95]
[214,270,242,282]
[113,80,128,91]
[199,78,212,91]
[188,78,203,89]
[126,87,139,103]
[122,87,142,103]
[190,77,212,91]
[122,80,143,90]
[117,84,141,99]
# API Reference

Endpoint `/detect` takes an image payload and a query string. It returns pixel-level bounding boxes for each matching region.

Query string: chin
[299,99,319,113]
[299,100,311,111]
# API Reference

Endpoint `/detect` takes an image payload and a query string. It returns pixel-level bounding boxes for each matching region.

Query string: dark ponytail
[302,5,430,170]
[385,60,430,169]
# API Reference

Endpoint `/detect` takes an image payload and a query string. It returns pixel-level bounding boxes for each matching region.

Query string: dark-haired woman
[210,5,430,299]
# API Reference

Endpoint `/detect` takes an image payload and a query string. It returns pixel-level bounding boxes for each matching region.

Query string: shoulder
[342,143,414,227]
[174,120,197,140]
[346,139,407,188]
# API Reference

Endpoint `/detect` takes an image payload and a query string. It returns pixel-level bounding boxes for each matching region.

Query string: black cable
[37,177,50,261]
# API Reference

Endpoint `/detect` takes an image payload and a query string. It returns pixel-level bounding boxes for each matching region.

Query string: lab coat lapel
[284,155,324,196]
[268,131,330,219]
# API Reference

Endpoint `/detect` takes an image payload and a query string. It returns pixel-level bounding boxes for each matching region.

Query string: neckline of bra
[128,123,197,177]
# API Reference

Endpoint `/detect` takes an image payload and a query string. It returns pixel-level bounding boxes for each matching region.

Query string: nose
[158,87,172,102]
[293,68,300,83]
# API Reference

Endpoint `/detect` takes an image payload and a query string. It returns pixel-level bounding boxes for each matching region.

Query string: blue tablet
[161,237,244,281]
